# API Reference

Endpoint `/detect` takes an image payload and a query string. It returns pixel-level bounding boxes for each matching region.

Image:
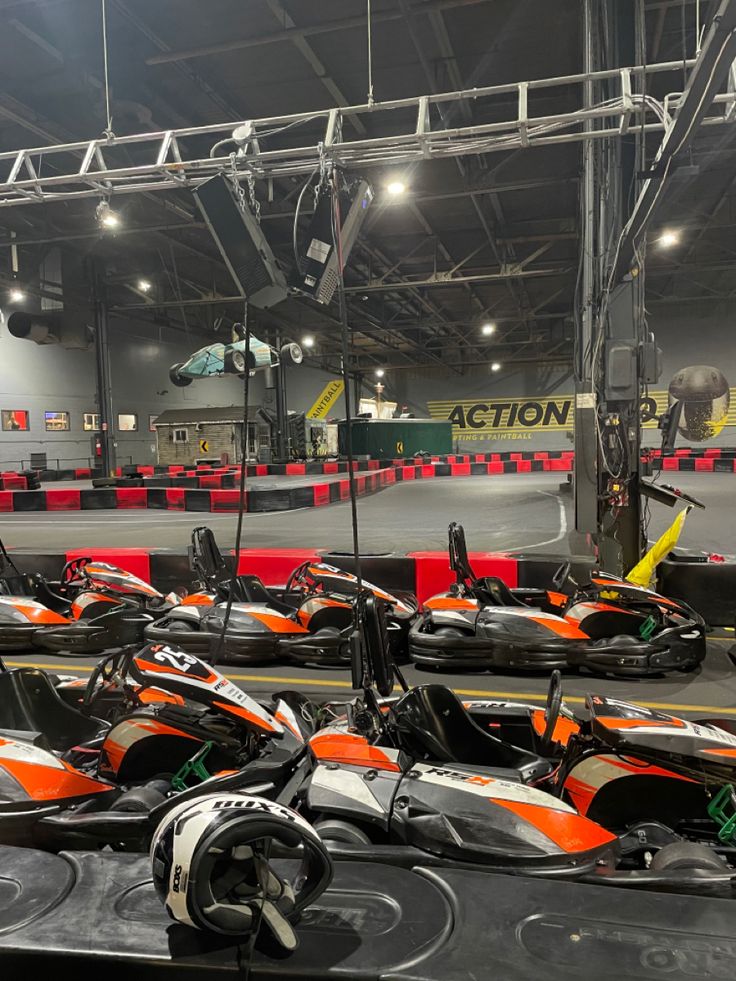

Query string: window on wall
[83,412,100,431]
[1,410,29,431]
[45,411,70,432]
[117,413,138,432]
[173,428,189,443]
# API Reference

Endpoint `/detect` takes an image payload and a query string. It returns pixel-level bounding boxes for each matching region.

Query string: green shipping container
[338,419,452,458]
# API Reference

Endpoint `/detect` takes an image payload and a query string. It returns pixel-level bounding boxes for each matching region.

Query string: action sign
[199,438,209,453]
[307,379,345,419]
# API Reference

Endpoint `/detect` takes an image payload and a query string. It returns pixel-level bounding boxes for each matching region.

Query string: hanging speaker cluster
[193,171,373,310]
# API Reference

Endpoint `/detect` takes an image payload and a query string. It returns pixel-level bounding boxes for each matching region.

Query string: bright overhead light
[137,279,152,293]
[658,229,680,248]
[491,362,501,372]
[375,368,385,377]
[302,335,315,348]
[386,180,406,196]
[97,200,121,229]
[481,322,496,336]
[8,288,25,303]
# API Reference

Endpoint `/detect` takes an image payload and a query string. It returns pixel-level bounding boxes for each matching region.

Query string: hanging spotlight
[96,200,121,230]
[481,322,496,336]
[386,180,406,196]
[137,279,152,293]
[375,368,385,377]
[657,229,680,248]
[302,335,315,348]
[491,362,501,372]
[8,288,25,303]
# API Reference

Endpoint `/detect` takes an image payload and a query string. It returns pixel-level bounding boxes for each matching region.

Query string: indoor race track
[0,472,731,554]
[2,471,734,720]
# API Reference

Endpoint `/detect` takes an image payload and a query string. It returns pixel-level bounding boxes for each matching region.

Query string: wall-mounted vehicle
[169,332,302,388]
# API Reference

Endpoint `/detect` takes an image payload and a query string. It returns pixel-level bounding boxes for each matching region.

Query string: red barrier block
[0,491,13,512]
[450,463,471,477]
[255,464,268,477]
[662,457,679,471]
[674,448,691,456]
[285,463,306,476]
[367,460,380,471]
[74,468,92,479]
[138,466,155,477]
[322,462,339,474]
[356,476,367,494]
[401,467,416,480]
[210,490,246,512]
[516,459,532,473]
[561,451,575,459]
[66,548,151,582]
[3,476,27,490]
[339,480,350,500]
[166,488,186,510]
[385,469,396,484]
[490,454,501,462]
[169,465,185,474]
[510,453,523,461]
[115,488,148,509]
[313,484,330,507]
[695,458,715,472]
[534,452,549,460]
[420,464,435,478]
[234,548,321,584]
[409,550,519,603]
[488,461,504,474]
[704,448,721,457]
[46,488,81,510]
[114,467,122,477]
[198,475,222,489]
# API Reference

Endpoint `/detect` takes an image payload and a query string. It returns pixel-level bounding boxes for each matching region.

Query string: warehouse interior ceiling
[0,0,733,374]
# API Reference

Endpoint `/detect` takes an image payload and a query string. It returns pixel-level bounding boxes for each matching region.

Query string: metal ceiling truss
[1,58,733,208]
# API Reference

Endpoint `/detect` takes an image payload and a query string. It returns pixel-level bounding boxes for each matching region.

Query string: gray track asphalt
[0,472,731,554]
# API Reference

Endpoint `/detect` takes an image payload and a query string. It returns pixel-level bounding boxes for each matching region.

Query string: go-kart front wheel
[169,363,192,387]
[281,342,303,366]
[224,349,248,374]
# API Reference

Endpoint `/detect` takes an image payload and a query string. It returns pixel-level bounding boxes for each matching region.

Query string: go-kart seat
[0,669,102,752]
[393,684,552,783]
[229,574,295,616]
[471,576,529,608]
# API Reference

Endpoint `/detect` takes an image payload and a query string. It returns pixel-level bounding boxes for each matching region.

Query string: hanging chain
[228,152,260,224]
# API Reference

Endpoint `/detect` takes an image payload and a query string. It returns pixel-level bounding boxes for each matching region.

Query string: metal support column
[91,263,116,475]
[275,333,289,461]
[573,0,599,542]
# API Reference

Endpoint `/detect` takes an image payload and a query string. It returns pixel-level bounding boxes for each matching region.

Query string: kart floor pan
[1,844,735,979]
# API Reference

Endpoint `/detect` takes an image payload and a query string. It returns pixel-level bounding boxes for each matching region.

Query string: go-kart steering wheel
[540,670,563,753]
[60,556,90,587]
[551,561,572,591]
[286,561,318,595]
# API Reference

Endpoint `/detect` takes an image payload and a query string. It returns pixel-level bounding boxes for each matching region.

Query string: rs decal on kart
[411,762,577,812]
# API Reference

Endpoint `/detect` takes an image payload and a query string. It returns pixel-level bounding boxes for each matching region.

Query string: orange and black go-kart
[0,541,180,655]
[407,522,705,676]
[295,595,736,895]
[144,527,417,666]
[0,643,310,851]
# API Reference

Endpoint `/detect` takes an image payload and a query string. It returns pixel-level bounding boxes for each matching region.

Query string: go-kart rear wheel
[111,786,167,813]
[280,342,303,366]
[313,818,372,845]
[650,842,727,872]
[224,349,247,374]
[169,363,192,387]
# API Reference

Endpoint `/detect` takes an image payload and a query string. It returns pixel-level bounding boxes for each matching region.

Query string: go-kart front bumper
[144,622,283,663]
[0,624,40,652]
[566,623,706,676]
[407,616,573,671]
[33,614,154,655]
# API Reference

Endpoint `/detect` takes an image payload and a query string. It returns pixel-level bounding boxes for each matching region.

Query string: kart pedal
[638,615,657,641]
[707,784,736,844]
[171,740,215,791]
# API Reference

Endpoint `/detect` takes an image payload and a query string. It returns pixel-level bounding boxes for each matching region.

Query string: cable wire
[101,0,113,136]
[367,0,375,105]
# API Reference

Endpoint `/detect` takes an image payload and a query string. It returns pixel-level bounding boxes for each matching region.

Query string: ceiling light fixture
[302,335,315,348]
[137,279,152,293]
[658,229,680,248]
[386,180,406,196]
[481,322,496,336]
[491,362,501,372]
[9,288,25,303]
[375,368,385,377]
[96,200,121,230]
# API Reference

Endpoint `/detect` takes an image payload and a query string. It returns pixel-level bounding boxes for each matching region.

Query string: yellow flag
[626,506,691,588]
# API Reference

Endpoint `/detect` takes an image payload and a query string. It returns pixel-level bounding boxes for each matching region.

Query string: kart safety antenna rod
[331,168,362,589]
[212,304,250,667]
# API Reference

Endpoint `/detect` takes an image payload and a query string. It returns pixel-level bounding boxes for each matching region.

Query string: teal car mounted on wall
[169,335,303,387]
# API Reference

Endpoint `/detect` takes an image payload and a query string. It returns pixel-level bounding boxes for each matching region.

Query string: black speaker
[193,174,288,310]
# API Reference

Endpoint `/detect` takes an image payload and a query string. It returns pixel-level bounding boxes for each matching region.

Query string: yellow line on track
[7,661,736,716]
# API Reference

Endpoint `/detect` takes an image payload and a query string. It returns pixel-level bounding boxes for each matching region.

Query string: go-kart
[0,643,309,850]
[0,543,179,655]
[169,331,302,387]
[408,522,705,676]
[144,527,417,665]
[298,594,736,894]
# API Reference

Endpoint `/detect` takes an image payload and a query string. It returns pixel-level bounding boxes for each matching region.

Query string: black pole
[91,262,116,475]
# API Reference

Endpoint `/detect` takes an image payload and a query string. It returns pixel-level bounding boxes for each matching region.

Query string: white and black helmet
[150,793,333,948]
